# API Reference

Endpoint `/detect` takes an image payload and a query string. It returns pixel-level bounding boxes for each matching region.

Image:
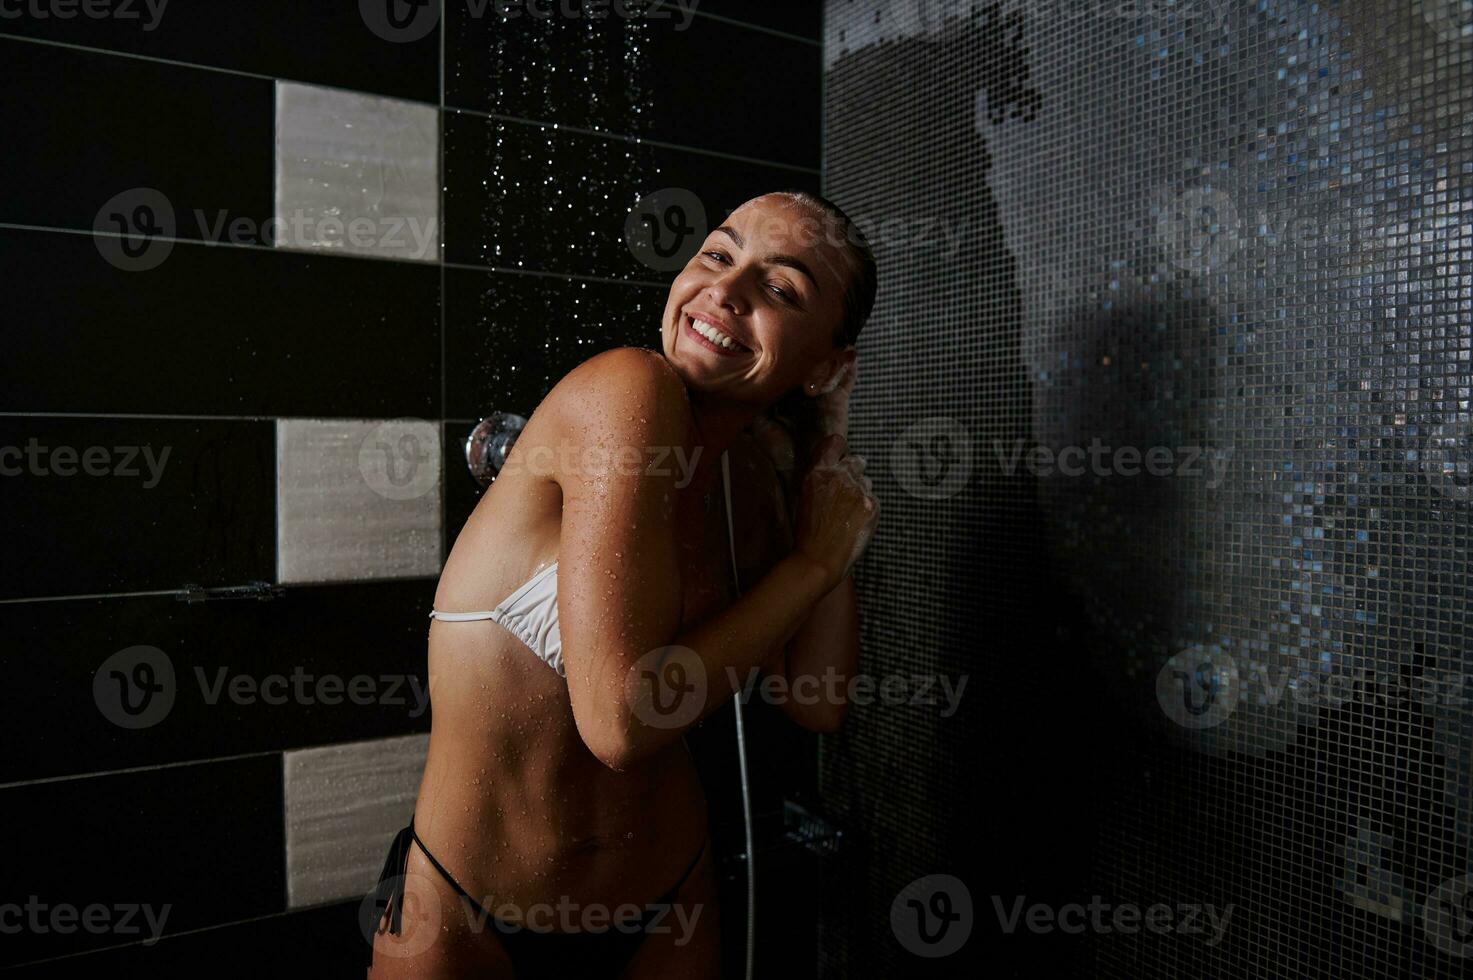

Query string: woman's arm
[745,417,861,732]
[767,573,859,732]
[549,347,839,772]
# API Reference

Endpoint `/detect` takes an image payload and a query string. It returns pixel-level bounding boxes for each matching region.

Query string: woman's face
[660,195,853,405]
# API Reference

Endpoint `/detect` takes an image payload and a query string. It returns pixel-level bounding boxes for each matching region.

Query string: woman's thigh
[618,839,723,980]
[365,847,516,979]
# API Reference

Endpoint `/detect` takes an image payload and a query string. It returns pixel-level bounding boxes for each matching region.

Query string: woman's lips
[684,315,751,357]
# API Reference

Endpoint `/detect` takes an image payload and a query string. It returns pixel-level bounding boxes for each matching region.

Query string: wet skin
[367,365,790,977]
[368,195,853,976]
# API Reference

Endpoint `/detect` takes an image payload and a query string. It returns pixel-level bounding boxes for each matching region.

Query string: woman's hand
[795,348,858,464]
[793,433,879,590]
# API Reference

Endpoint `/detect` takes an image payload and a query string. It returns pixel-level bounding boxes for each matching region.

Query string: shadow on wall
[818,3,1135,976]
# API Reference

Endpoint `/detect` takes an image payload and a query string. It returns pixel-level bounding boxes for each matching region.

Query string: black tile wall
[6,901,368,979]
[0,38,273,244]
[0,417,274,600]
[672,0,823,39]
[443,111,820,276]
[446,0,821,166]
[0,3,438,102]
[0,582,431,784]
[1,227,440,417]
[7,1,824,970]
[0,755,284,967]
[444,264,666,418]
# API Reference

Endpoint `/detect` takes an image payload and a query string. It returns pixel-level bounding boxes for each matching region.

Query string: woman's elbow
[578,721,636,772]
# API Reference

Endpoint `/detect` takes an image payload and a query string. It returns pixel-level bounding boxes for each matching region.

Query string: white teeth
[690,316,740,350]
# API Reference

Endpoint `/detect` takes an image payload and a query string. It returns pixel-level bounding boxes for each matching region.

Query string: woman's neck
[683,390,762,498]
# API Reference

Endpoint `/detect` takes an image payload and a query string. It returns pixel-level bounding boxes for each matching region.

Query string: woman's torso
[412,361,792,921]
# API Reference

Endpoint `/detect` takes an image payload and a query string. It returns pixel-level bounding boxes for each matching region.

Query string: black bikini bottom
[366,818,708,978]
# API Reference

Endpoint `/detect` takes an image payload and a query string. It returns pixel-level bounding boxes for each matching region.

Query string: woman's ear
[808,345,858,396]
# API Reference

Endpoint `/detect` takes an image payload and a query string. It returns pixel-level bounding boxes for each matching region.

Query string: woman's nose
[705,270,750,313]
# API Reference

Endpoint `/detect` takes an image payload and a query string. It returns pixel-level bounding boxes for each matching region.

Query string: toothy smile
[684,313,751,354]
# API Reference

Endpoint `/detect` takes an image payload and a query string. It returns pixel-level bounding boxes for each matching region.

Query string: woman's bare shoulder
[536,346,693,472]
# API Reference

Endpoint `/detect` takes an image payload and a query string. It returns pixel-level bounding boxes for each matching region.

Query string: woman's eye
[767,284,790,300]
[702,250,728,263]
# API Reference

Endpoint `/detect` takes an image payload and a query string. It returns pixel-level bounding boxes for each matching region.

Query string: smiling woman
[365,191,879,979]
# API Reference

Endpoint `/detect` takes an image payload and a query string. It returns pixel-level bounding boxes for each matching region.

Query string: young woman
[367,190,880,979]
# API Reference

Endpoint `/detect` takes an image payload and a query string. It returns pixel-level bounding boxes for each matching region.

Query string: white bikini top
[429,449,742,677]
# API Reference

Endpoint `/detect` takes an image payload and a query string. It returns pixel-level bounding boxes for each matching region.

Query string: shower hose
[720,450,757,980]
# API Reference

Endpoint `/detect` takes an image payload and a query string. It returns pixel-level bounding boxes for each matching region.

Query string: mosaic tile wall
[822,1,1472,977]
